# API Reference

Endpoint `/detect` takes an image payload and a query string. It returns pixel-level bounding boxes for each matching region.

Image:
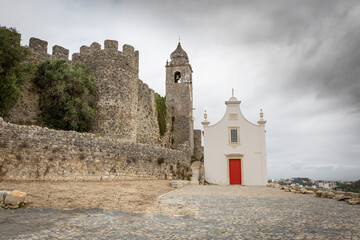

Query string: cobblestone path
[0,186,359,239]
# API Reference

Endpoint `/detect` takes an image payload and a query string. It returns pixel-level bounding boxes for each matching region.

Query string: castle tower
[166,42,194,154]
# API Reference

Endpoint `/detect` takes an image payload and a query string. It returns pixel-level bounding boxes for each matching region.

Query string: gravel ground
[0,185,359,239]
[0,180,173,212]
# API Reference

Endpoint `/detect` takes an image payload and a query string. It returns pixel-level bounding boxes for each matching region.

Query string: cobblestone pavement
[0,185,359,239]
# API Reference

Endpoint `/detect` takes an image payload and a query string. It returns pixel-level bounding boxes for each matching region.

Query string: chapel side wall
[243,154,266,186]
[203,123,229,185]
[0,118,190,181]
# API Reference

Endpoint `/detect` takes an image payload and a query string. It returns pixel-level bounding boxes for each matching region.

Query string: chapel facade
[202,91,267,185]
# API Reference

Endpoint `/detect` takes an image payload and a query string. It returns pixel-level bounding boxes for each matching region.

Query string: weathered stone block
[348,198,359,205]
[327,192,335,199]
[29,37,48,54]
[350,192,358,198]
[104,40,118,51]
[0,190,10,202]
[321,191,329,198]
[80,45,91,55]
[315,191,323,197]
[123,44,134,54]
[52,45,69,59]
[4,190,27,207]
[90,42,101,50]
[170,180,190,188]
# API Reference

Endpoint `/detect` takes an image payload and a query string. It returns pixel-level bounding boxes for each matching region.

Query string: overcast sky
[1,0,359,180]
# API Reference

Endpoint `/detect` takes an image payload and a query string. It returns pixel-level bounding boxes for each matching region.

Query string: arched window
[174,71,181,83]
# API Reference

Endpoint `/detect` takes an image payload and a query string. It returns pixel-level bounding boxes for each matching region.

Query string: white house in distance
[201,90,267,185]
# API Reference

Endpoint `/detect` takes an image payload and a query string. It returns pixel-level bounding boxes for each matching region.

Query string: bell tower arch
[165,42,194,153]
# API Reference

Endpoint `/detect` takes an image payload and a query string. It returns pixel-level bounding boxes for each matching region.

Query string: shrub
[191,155,198,163]
[33,59,97,132]
[0,26,33,116]
[155,93,167,136]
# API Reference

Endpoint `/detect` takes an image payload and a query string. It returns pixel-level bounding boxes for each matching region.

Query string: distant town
[269,178,360,193]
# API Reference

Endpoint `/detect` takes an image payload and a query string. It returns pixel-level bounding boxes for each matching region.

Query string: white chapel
[201,90,267,185]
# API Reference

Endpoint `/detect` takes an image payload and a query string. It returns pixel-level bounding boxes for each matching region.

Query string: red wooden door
[229,159,241,185]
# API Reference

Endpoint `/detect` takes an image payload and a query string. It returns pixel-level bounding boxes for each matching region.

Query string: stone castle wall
[0,118,190,181]
[136,80,161,146]
[4,38,167,147]
[72,40,139,141]
[1,37,203,182]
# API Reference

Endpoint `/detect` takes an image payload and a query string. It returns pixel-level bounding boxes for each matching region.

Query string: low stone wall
[0,118,190,181]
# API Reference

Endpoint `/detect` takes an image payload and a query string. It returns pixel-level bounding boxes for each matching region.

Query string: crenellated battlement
[29,37,48,54]
[73,40,139,76]
[28,38,139,74]
[104,39,118,50]
[52,45,69,59]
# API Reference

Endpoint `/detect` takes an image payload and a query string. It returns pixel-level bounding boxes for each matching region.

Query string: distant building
[201,90,267,185]
[318,182,337,189]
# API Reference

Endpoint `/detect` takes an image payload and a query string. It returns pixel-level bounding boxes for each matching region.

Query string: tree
[34,59,97,132]
[336,180,360,193]
[0,26,31,116]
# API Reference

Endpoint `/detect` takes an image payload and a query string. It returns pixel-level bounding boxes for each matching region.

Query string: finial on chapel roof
[201,110,210,126]
[257,109,267,125]
[227,88,239,102]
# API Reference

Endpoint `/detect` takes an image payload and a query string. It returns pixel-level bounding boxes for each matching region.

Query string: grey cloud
[263,3,360,112]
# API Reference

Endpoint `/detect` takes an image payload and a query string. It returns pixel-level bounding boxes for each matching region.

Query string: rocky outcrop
[267,183,360,206]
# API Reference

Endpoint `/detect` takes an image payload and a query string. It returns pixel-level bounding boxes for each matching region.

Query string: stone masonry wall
[4,37,170,148]
[5,38,72,124]
[136,80,160,146]
[72,40,139,141]
[4,38,50,124]
[193,129,203,160]
[165,82,194,154]
[0,118,191,181]
[172,116,193,154]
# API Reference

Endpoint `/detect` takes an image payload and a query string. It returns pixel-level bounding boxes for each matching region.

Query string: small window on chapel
[228,127,240,146]
[174,71,181,83]
[230,129,238,143]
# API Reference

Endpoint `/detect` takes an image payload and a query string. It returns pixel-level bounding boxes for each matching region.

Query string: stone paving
[0,185,359,239]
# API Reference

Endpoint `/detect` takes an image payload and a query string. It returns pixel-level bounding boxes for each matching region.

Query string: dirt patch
[0,180,175,212]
